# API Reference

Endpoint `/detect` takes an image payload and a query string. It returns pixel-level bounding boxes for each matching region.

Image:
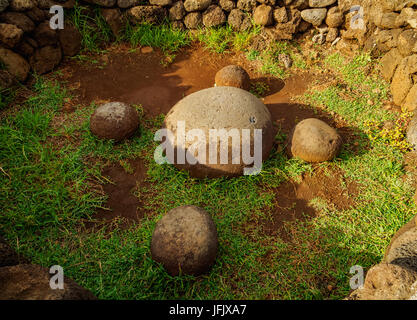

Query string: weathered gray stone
[300,8,327,26]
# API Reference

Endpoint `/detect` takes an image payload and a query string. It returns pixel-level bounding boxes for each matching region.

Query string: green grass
[0,87,17,110]
[0,29,415,300]
[69,2,113,53]
[193,24,262,54]
[124,22,191,55]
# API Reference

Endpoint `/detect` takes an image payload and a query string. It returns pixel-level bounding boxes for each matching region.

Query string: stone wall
[347,214,417,300]
[1,0,417,90]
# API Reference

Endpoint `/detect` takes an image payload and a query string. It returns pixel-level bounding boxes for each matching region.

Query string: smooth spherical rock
[289,118,342,163]
[215,65,250,90]
[90,102,140,142]
[164,86,274,178]
[151,205,218,276]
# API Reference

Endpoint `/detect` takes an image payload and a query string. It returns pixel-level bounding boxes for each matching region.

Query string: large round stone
[163,87,274,178]
[151,205,218,276]
[214,65,250,90]
[289,118,342,163]
[90,102,140,142]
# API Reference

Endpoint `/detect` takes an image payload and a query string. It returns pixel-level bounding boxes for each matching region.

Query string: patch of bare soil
[260,167,359,241]
[56,44,361,229]
[91,158,151,225]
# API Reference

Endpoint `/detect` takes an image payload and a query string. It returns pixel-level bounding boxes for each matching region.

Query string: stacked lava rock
[348,215,417,300]
[0,0,81,88]
[334,0,417,112]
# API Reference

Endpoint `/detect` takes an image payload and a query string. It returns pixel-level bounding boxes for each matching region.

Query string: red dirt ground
[57,44,359,233]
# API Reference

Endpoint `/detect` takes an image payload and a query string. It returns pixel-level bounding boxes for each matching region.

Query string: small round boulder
[90,102,139,142]
[215,65,250,90]
[289,118,342,163]
[151,205,218,276]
